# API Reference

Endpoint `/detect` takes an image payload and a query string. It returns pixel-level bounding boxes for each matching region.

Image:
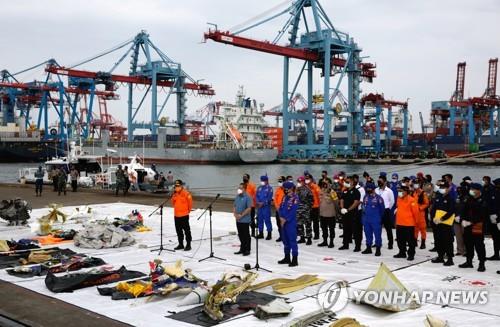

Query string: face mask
[413,184,420,190]
[438,188,446,195]
[398,192,404,198]
[297,182,302,187]
[344,182,351,188]
[392,178,397,182]
[401,182,407,187]
[305,179,311,184]
[465,180,472,184]
[434,185,440,192]
[334,179,339,183]
[339,176,344,180]
[278,182,283,187]
[243,177,249,183]
[481,181,487,186]
[469,190,475,197]
[260,181,266,186]
[377,182,384,188]
[237,189,243,195]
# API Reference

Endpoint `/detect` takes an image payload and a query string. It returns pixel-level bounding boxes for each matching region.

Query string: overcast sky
[1,0,499,132]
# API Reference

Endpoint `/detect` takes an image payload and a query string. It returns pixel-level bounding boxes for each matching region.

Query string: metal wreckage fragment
[203,271,258,321]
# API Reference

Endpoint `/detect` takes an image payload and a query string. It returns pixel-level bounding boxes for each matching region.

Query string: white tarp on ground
[1,202,500,327]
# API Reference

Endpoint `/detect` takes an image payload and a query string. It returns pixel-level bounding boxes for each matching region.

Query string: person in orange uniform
[171,179,193,251]
[305,173,321,240]
[243,174,257,237]
[393,185,419,261]
[274,176,286,242]
[412,178,430,249]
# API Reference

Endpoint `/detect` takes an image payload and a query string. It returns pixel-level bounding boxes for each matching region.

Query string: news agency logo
[317,281,489,312]
[316,280,350,312]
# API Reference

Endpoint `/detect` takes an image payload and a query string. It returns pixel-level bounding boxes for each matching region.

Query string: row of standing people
[232,171,499,272]
[35,166,80,197]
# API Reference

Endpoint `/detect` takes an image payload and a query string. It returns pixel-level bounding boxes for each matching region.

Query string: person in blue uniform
[256,175,274,240]
[362,182,386,256]
[278,181,299,267]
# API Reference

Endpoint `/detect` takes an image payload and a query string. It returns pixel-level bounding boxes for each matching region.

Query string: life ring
[50,128,58,136]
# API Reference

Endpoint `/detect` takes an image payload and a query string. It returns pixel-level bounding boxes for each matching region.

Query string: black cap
[174,179,183,186]
[493,178,500,186]
[462,176,472,181]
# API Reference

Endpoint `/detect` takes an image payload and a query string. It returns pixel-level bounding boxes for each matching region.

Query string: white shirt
[375,186,395,209]
[356,184,365,210]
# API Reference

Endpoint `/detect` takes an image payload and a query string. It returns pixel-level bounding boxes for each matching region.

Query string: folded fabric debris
[204,272,258,321]
[32,235,70,246]
[254,298,293,320]
[7,256,106,278]
[0,198,31,226]
[45,265,146,293]
[249,274,324,295]
[97,260,205,300]
[0,239,40,252]
[177,287,210,307]
[18,248,76,266]
[67,206,94,221]
[0,247,70,269]
[73,224,135,249]
[51,229,77,240]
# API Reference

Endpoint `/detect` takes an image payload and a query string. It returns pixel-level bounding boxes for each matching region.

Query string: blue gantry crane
[205,0,375,158]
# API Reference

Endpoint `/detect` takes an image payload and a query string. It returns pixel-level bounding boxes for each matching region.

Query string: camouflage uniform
[115,168,125,195]
[296,185,313,238]
[57,170,67,196]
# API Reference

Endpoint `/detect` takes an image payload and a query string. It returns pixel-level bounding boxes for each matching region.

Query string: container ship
[81,88,278,164]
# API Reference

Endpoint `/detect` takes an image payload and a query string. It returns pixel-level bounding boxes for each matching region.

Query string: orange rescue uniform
[396,195,419,227]
[171,189,193,217]
[245,182,257,208]
[274,186,285,209]
[413,189,429,240]
[309,182,320,208]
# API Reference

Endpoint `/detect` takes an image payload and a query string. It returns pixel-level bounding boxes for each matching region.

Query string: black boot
[393,252,406,258]
[362,247,372,254]
[478,261,486,272]
[431,256,444,263]
[184,243,191,251]
[420,239,426,249]
[256,232,264,239]
[318,239,328,247]
[443,258,454,266]
[407,254,415,261]
[338,244,349,250]
[174,243,184,250]
[251,229,255,237]
[306,238,312,245]
[459,260,473,268]
[487,254,500,261]
[328,238,334,248]
[278,254,290,264]
[266,232,272,240]
[289,256,298,267]
[375,247,381,257]
[354,246,361,252]
[313,234,320,240]
[388,242,393,250]
[276,236,282,242]
[429,247,437,252]
[297,236,306,244]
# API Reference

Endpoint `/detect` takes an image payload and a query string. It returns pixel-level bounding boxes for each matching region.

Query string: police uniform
[278,183,299,267]
[339,186,361,249]
[482,181,500,260]
[430,189,455,265]
[115,167,125,196]
[459,184,488,271]
[256,176,274,239]
[362,187,385,253]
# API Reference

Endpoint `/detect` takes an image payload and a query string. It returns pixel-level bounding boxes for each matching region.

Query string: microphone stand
[198,194,226,262]
[149,193,175,255]
[250,206,272,273]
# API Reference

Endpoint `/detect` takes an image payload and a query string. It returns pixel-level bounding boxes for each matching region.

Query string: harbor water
[3,162,498,198]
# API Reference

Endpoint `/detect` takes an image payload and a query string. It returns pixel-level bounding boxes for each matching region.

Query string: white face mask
[401,182,407,187]
[465,180,472,184]
[434,185,440,192]
[334,179,339,183]
[278,182,283,187]
[237,189,243,195]
[339,176,344,180]
[438,188,446,195]
[297,182,303,187]
[344,182,351,188]
[413,184,420,190]
[398,192,404,198]
[469,190,475,197]
[260,181,266,186]
[481,181,486,186]
[305,179,311,184]
[392,178,397,182]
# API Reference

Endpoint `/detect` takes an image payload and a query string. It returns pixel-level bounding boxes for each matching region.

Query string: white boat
[18,141,103,186]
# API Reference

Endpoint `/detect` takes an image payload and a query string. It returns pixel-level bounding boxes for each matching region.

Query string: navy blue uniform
[256,184,273,233]
[279,193,299,257]
[362,193,385,247]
